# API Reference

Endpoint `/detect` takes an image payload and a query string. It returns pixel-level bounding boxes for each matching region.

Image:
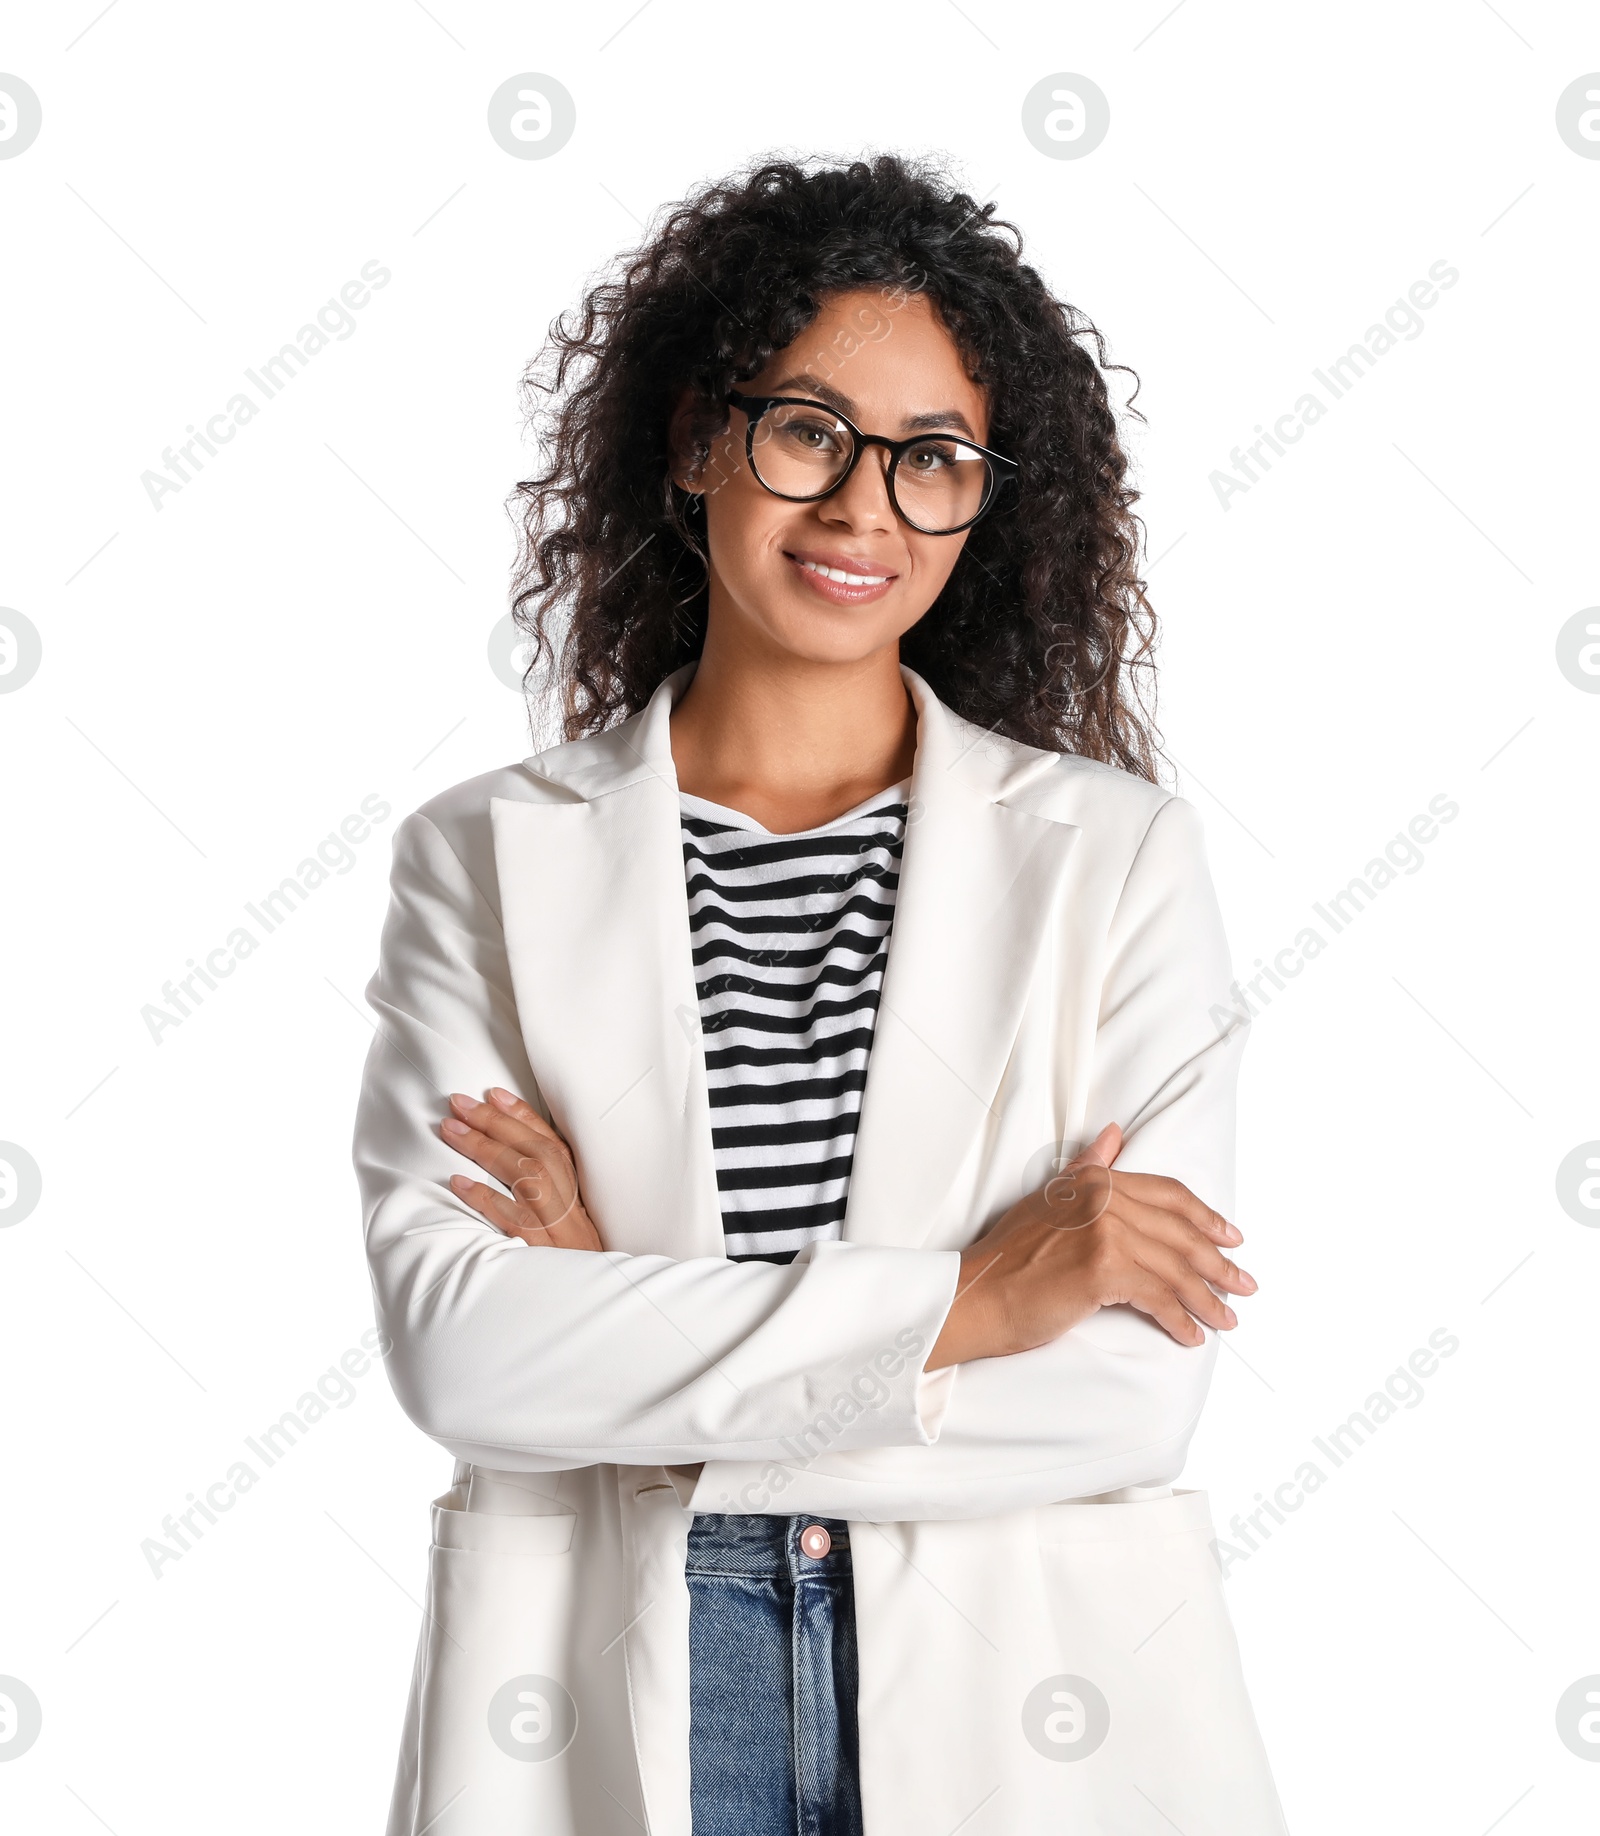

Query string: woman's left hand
[440,1087,604,1251]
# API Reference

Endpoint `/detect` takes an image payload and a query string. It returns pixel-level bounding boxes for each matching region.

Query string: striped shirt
[680,780,911,1264]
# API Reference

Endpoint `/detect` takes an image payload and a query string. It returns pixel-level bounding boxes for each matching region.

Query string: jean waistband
[686,1513,852,1581]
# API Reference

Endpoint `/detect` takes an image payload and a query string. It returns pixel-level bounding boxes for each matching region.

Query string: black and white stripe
[680,783,909,1264]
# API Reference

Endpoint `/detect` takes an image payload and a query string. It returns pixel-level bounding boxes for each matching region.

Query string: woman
[355,155,1288,1836]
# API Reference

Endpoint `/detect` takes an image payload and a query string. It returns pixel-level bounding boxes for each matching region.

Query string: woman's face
[673,289,991,666]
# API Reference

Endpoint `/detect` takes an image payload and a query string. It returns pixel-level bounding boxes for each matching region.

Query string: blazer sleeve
[689,793,1249,1521]
[352,806,963,1472]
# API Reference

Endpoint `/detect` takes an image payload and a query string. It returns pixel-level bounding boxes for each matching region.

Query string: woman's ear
[666,388,708,492]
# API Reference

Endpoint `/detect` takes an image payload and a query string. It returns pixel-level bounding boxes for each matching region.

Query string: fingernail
[1223,1306,1237,1328]
[449,1092,474,1110]
[449,1173,471,1191]
[441,1118,469,1136]
[1223,1223,1242,1243]
[488,1087,517,1108]
[1241,1272,1257,1292]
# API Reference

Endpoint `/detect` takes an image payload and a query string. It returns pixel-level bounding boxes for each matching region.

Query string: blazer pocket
[406,1484,586,1832]
[1032,1485,1225,1646]
[432,1485,579,1556]
[1035,1482,1208,1547]
[1027,1487,1288,1834]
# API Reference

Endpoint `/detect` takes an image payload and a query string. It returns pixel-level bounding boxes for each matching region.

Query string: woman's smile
[783,545,900,604]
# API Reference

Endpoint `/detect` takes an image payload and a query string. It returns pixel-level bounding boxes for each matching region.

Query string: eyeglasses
[725,390,1017,536]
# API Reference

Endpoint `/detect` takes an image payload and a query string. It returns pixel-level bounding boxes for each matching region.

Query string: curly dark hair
[508,152,1164,780]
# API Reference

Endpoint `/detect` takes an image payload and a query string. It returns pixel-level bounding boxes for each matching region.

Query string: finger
[455,1173,601,1251]
[439,1115,553,1189]
[1061,1122,1121,1171]
[448,1090,564,1157]
[487,1085,565,1139]
[1112,1193,1257,1293]
[1130,1239,1239,1331]
[1117,1269,1210,1348]
[447,1173,559,1246]
[438,1120,584,1230]
[1111,1169,1242,1245]
[452,1172,598,1250]
[1083,1122,1122,1166]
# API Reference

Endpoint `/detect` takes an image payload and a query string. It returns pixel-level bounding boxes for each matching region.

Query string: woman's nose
[820,448,895,532]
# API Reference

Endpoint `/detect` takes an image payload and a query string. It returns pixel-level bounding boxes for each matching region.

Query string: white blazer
[354,661,1288,1835]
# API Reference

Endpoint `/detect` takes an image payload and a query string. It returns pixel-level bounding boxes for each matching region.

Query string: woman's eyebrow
[902,408,979,439]
[764,373,857,415]
[763,374,979,440]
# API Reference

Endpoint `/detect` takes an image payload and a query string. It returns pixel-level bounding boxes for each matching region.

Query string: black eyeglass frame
[725,389,1018,536]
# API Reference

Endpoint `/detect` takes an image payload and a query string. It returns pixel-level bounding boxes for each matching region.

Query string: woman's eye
[905,441,958,471]
[785,417,843,451]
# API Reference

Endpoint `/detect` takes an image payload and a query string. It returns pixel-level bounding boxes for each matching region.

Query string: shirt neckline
[677,778,912,838]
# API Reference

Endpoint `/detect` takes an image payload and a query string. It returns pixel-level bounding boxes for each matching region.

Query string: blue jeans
[686,1513,864,1836]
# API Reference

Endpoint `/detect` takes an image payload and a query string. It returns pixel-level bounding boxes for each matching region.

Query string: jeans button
[799,1523,832,1559]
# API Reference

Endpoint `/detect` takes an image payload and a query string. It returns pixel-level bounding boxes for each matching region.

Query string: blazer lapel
[490,665,726,1261]
[842,667,1083,1251]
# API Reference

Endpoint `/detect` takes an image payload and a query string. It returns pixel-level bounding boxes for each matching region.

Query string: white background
[2,2,1597,1830]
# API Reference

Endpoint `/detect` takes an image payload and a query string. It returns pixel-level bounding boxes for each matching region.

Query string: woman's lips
[785,551,898,605]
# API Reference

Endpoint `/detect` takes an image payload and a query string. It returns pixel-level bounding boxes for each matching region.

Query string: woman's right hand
[925,1123,1257,1369]
[440,1087,605,1251]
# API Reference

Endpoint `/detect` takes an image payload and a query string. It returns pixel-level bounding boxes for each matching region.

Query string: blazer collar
[495,661,1083,1256]
[520,664,692,805]
[521,660,1068,814]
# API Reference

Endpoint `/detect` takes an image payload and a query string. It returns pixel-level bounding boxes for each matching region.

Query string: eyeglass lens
[749,402,991,534]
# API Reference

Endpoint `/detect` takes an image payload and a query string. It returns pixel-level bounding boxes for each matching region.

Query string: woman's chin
[763,623,904,668]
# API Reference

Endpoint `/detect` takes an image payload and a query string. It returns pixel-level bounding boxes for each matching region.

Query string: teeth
[798,558,889,586]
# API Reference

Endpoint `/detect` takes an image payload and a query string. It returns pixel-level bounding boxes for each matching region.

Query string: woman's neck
[668,630,918,835]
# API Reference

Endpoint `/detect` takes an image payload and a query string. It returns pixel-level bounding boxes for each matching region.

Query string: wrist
[926,1243,1010,1370]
